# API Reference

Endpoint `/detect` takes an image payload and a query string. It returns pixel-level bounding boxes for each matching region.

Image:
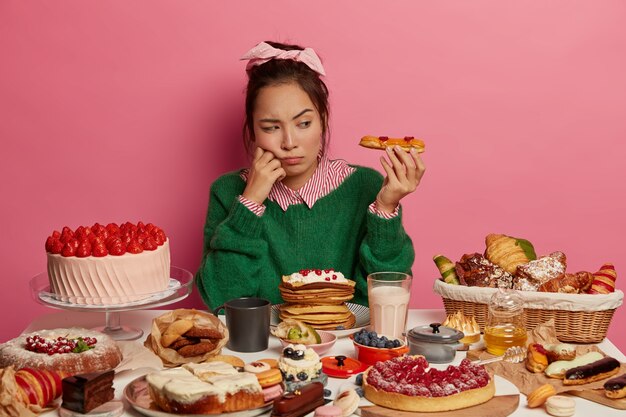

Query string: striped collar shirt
[240,156,354,212]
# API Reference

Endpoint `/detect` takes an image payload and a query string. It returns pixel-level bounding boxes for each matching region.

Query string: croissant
[485,234,537,275]
[588,263,617,294]
[538,271,594,294]
[433,255,459,285]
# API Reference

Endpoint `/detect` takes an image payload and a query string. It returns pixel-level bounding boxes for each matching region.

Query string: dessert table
[23,309,626,417]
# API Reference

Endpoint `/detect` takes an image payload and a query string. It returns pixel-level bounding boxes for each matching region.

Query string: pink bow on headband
[241,42,326,76]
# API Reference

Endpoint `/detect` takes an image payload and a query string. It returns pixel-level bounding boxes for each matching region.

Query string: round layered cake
[0,328,123,375]
[45,221,170,305]
[363,356,495,412]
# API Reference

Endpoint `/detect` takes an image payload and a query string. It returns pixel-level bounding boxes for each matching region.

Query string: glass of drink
[367,272,412,339]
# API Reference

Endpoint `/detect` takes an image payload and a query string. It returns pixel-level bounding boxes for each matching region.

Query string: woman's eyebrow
[259,108,312,123]
[292,109,313,119]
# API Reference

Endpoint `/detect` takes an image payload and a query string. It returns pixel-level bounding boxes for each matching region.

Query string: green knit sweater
[196,165,414,310]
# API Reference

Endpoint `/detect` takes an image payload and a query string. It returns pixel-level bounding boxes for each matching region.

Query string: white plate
[271,302,370,338]
[39,278,181,309]
[124,376,273,417]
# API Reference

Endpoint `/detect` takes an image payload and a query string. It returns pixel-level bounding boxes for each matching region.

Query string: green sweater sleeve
[354,169,415,303]
[196,174,270,309]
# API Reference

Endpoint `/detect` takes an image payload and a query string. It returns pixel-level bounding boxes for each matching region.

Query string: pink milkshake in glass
[367,272,412,339]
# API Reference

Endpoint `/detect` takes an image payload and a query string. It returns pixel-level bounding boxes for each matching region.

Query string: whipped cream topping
[146,367,261,404]
[285,269,348,284]
[279,344,322,382]
[184,361,239,378]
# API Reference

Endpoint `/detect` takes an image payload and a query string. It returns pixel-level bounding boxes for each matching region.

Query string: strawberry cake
[363,356,495,412]
[45,221,170,305]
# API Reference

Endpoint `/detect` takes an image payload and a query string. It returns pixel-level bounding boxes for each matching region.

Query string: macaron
[333,389,359,417]
[314,405,343,417]
[545,395,575,417]
[262,383,284,402]
[256,368,283,388]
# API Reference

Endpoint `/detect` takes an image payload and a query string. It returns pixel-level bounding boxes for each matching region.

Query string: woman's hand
[375,146,426,213]
[242,147,286,204]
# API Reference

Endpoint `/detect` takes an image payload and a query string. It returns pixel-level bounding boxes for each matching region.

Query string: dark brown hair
[242,41,330,157]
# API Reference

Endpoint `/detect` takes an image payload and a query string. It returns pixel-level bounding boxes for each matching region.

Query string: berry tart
[0,328,122,376]
[45,221,170,305]
[363,356,495,412]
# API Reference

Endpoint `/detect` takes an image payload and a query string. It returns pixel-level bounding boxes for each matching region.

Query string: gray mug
[213,297,271,352]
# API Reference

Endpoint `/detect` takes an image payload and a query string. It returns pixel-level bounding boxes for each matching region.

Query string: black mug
[213,297,271,352]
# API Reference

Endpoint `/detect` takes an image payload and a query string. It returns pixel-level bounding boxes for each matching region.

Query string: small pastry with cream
[441,311,480,345]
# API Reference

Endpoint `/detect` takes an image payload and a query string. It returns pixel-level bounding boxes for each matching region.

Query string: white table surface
[23,309,626,417]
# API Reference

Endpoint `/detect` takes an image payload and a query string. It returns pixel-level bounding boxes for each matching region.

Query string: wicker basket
[433,279,623,343]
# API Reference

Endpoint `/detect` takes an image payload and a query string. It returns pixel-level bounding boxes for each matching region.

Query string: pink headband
[240,42,326,76]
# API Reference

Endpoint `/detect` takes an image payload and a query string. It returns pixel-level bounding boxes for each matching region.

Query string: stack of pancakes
[278,269,356,330]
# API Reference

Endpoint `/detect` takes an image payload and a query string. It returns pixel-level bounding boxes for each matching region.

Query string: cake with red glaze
[363,356,495,412]
[45,221,170,305]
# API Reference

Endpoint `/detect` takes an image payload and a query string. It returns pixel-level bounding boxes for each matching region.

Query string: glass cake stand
[30,266,194,341]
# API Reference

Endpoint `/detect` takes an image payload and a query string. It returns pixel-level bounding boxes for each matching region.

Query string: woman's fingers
[380,156,397,184]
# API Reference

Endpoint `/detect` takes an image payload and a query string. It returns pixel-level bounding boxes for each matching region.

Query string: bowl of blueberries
[351,329,409,365]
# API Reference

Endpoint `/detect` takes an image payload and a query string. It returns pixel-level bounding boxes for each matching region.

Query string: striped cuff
[238,195,266,216]
[368,202,399,219]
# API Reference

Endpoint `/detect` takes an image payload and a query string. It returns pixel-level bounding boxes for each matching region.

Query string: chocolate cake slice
[62,369,115,413]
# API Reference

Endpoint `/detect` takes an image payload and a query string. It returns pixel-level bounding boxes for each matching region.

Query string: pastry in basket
[514,251,567,291]
[441,311,480,344]
[455,253,513,288]
[588,263,617,294]
[433,255,460,285]
[363,356,495,412]
[146,362,264,413]
[484,233,537,275]
[604,373,626,399]
[0,328,122,376]
[537,271,593,294]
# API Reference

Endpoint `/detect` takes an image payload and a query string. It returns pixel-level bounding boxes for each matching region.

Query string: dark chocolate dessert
[62,369,115,413]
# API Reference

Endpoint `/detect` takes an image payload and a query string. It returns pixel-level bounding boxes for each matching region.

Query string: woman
[196,41,425,309]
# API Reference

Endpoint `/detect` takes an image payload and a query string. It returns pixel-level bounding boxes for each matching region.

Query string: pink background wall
[1,2,625,351]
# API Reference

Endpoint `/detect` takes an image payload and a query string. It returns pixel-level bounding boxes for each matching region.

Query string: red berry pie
[363,356,495,412]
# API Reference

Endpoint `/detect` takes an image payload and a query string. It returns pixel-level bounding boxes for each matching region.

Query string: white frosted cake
[45,222,170,305]
[146,364,264,413]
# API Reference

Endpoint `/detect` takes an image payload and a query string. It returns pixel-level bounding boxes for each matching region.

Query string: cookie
[184,326,223,339]
[169,337,199,350]
[177,341,215,357]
